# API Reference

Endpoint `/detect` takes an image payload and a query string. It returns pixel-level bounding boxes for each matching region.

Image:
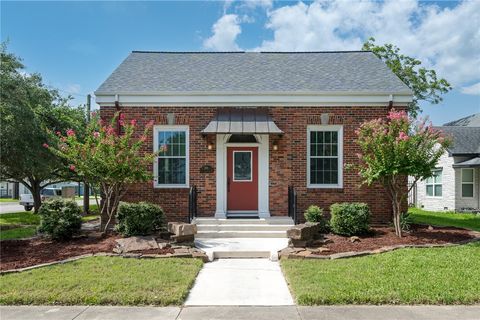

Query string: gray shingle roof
[444,113,480,127]
[95,51,412,94]
[435,126,480,155]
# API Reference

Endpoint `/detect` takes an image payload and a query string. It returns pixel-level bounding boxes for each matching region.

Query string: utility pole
[83,94,91,214]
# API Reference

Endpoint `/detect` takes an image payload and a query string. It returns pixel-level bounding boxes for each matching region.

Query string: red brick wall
[100,105,404,224]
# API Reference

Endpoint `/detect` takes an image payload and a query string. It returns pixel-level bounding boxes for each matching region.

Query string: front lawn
[409,208,480,231]
[0,257,203,305]
[0,198,16,203]
[282,242,480,305]
[0,212,41,240]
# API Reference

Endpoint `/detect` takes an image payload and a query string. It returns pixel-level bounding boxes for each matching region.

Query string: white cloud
[242,0,273,9]
[65,83,81,95]
[203,14,242,51]
[461,82,480,95]
[249,0,480,87]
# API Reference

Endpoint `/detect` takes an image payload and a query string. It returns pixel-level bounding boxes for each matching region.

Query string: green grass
[0,198,16,203]
[0,211,40,226]
[81,214,100,222]
[282,242,480,305]
[0,257,203,306]
[0,226,37,240]
[409,208,480,231]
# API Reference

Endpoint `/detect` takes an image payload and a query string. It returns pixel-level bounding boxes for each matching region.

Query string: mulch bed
[313,225,478,255]
[0,232,120,271]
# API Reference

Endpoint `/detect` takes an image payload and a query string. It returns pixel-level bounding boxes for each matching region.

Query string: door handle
[227,177,231,192]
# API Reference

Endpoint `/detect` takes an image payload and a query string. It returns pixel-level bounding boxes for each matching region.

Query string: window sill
[153,185,190,189]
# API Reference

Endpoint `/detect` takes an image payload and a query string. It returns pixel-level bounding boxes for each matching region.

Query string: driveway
[0,199,97,214]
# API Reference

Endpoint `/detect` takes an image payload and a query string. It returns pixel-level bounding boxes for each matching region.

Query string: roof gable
[436,126,480,155]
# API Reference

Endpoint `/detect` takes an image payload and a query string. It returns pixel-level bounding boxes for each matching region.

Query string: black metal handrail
[188,185,198,223]
[288,185,298,224]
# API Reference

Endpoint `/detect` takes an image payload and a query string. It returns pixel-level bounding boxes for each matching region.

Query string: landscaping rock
[287,223,319,240]
[350,236,361,243]
[114,236,159,254]
[171,235,195,243]
[296,250,312,257]
[192,251,209,262]
[168,222,197,236]
[428,225,434,230]
[288,239,308,247]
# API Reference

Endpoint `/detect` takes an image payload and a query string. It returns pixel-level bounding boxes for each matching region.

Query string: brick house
[95,51,412,225]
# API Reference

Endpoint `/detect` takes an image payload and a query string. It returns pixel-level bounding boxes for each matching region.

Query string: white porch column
[215,134,227,218]
[258,134,270,218]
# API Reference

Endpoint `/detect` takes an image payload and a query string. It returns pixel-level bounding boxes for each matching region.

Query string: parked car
[19,188,62,211]
[19,194,34,211]
[40,188,62,201]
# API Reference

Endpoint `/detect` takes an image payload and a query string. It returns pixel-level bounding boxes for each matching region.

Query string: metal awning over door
[202,108,283,135]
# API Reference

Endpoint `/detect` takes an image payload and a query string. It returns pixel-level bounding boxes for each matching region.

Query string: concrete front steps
[192,217,293,260]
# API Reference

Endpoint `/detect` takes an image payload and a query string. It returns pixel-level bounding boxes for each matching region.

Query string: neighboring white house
[414,115,480,212]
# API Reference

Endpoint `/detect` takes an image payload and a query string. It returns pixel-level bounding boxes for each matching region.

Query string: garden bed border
[279,237,480,260]
[1,250,208,275]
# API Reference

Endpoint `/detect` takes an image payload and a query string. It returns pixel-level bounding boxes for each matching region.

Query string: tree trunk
[30,181,42,214]
[392,196,402,237]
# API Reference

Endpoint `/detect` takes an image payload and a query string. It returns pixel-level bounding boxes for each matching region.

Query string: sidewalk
[1,305,480,320]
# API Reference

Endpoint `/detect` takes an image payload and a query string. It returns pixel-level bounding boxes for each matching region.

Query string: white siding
[454,158,480,211]
[416,151,455,211]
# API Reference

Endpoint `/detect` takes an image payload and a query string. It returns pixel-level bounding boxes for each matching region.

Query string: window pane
[234,152,252,181]
[434,185,442,197]
[462,184,473,197]
[331,132,338,143]
[426,185,433,196]
[158,158,186,185]
[310,131,317,144]
[425,176,433,184]
[434,170,442,183]
[309,130,340,185]
[311,144,317,157]
[462,169,473,183]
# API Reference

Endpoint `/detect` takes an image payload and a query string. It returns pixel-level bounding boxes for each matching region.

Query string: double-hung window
[153,126,189,188]
[425,169,442,197]
[307,125,343,188]
[461,168,474,198]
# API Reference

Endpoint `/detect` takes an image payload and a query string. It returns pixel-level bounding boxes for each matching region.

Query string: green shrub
[330,202,370,236]
[38,199,82,240]
[304,205,329,233]
[115,202,165,237]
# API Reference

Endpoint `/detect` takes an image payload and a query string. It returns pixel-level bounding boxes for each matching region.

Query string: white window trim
[425,168,442,198]
[307,125,343,189]
[461,168,474,199]
[232,150,253,182]
[153,125,189,188]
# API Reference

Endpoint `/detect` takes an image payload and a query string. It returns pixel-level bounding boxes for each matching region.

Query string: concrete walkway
[185,259,294,306]
[2,305,480,320]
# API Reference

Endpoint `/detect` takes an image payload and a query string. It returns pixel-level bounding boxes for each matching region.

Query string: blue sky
[1,0,479,125]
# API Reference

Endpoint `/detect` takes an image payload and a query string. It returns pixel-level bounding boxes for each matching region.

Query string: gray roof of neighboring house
[453,157,480,168]
[95,51,412,94]
[444,113,480,127]
[435,126,480,155]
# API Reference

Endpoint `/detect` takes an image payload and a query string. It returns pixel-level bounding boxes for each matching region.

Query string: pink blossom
[139,135,147,142]
[42,143,49,148]
[398,131,409,141]
[119,120,125,126]
[55,131,61,136]
[130,119,137,126]
[91,111,97,117]
[93,132,100,138]
[99,119,104,126]
[119,113,125,120]
[146,120,155,128]
[69,164,76,171]
[387,110,408,121]
[66,129,75,136]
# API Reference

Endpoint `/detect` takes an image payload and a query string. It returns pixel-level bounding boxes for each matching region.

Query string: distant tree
[0,43,86,212]
[354,109,450,237]
[47,113,156,233]
[362,38,451,117]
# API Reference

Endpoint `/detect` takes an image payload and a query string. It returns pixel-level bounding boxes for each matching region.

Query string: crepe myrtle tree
[354,109,450,237]
[46,112,156,233]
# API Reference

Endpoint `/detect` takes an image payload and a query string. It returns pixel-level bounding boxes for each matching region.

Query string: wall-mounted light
[273,143,278,151]
[207,143,213,150]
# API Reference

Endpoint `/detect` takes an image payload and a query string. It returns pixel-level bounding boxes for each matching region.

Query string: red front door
[227,147,258,211]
